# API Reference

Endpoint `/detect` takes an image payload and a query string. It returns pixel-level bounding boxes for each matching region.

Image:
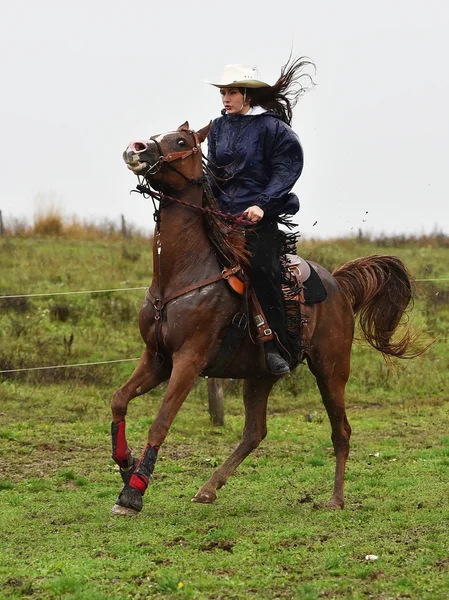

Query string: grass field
[1,233,449,599]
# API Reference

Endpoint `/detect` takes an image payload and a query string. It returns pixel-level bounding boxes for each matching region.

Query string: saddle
[205,252,327,376]
[226,254,326,303]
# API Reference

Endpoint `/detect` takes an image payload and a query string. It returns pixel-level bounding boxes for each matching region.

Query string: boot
[264,341,290,375]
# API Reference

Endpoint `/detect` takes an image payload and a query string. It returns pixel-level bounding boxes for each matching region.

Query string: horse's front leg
[111,351,170,500]
[112,349,204,515]
[192,376,275,504]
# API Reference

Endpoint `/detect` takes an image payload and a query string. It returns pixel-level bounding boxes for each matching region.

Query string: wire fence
[0,358,140,375]
[0,287,147,300]
[1,277,448,375]
[1,278,448,301]
[0,286,148,374]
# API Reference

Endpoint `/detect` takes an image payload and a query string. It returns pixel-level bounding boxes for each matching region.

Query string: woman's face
[220,87,250,114]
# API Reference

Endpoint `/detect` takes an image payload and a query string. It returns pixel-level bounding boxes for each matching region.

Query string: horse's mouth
[123,146,149,174]
[126,161,148,174]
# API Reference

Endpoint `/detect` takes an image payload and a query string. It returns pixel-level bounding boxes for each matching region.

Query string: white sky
[1,0,448,238]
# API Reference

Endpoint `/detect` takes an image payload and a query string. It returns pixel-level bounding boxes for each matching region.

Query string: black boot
[264,341,290,375]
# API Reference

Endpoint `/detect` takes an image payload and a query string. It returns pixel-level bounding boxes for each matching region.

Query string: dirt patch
[199,540,235,552]
[368,571,385,580]
[435,558,449,570]
[298,491,314,504]
[164,445,192,460]
[277,539,308,548]
[36,442,57,451]
[164,536,189,547]
[2,577,34,596]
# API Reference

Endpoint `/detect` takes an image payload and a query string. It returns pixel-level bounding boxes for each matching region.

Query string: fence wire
[0,287,147,300]
[1,277,448,375]
[0,358,141,375]
[1,279,449,301]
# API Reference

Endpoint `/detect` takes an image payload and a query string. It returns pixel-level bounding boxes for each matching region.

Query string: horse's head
[123,121,211,192]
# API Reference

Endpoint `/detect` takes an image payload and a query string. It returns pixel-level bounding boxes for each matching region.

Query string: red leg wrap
[128,444,159,495]
[111,420,131,467]
[129,474,148,494]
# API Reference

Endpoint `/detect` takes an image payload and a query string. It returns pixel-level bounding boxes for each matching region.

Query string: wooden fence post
[121,214,127,239]
[0,210,4,236]
[207,378,225,426]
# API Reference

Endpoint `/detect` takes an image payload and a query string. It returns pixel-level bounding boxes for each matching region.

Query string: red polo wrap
[113,420,130,464]
[129,474,148,494]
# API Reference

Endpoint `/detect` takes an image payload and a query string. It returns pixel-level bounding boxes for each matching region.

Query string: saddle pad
[303,263,327,304]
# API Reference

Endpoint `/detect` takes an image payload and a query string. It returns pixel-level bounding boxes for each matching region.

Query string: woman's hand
[243,205,264,223]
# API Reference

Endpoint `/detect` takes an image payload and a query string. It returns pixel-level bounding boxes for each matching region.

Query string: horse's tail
[332,254,424,359]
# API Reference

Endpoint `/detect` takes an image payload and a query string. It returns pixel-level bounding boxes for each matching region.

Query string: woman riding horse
[113,71,421,516]
[206,58,315,375]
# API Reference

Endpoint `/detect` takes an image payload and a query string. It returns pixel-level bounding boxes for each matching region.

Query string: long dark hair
[241,56,316,125]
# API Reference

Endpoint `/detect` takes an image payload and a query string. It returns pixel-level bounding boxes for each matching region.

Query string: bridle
[143,130,204,185]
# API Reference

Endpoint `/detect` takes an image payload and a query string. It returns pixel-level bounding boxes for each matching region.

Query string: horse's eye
[177,139,187,147]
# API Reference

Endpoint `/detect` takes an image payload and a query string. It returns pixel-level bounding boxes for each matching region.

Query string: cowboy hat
[205,64,270,88]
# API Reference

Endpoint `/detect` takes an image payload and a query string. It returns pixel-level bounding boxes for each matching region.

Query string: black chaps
[245,220,288,350]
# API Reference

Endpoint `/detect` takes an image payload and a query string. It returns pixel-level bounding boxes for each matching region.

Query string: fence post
[121,214,127,239]
[0,210,4,236]
[207,378,225,426]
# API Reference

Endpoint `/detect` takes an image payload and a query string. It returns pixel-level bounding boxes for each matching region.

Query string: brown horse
[111,121,419,516]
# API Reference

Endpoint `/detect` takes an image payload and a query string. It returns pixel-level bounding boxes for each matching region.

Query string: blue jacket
[207,111,303,217]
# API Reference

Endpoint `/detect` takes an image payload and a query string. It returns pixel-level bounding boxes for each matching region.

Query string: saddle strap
[250,289,274,343]
[146,265,242,315]
[161,265,242,306]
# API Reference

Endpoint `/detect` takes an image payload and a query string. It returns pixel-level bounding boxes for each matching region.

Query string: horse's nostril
[131,141,147,152]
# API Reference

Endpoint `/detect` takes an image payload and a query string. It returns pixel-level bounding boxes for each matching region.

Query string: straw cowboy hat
[205,64,270,88]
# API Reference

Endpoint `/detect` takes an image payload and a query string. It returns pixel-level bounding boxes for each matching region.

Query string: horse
[111,121,420,516]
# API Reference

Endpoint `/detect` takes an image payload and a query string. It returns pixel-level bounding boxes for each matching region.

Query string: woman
[206,58,315,374]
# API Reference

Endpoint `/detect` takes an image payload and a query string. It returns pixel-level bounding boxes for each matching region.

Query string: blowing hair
[240,56,316,125]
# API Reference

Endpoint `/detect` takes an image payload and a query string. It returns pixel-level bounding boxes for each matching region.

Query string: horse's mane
[202,178,250,269]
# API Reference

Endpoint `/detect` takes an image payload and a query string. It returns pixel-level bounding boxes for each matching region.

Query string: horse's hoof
[111,503,139,516]
[327,498,344,510]
[191,490,217,504]
[115,484,143,512]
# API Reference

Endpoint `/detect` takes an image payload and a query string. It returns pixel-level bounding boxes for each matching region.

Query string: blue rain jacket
[207,111,303,217]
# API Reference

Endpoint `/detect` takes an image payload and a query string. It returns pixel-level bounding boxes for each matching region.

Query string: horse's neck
[153,189,217,293]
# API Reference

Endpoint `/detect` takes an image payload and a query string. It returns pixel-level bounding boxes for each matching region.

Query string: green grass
[1,235,449,599]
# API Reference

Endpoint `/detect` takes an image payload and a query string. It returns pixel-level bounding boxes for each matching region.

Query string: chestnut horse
[111,121,418,516]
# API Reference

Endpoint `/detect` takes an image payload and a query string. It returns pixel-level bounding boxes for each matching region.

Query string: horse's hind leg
[192,377,274,504]
[111,351,170,490]
[307,349,351,509]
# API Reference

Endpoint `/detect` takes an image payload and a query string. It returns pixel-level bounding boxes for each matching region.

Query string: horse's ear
[177,121,190,131]
[196,121,212,143]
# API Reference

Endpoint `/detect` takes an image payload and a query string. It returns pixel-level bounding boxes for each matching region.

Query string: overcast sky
[1,0,448,238]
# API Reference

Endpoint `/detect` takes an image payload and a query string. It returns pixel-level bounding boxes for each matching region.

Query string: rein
[134,183,253,227]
